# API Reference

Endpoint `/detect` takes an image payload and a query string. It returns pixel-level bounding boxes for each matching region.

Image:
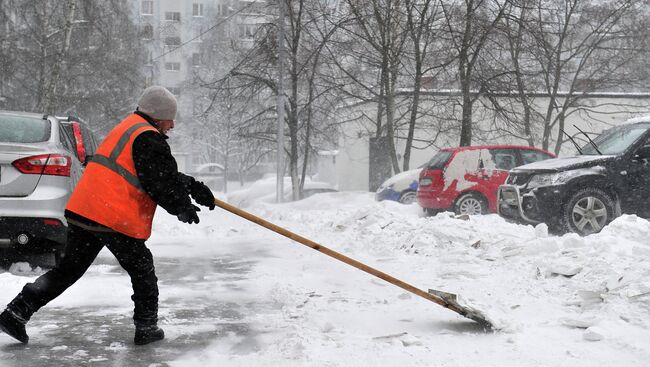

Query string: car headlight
[527,173,558,187]
[527,170,586,188]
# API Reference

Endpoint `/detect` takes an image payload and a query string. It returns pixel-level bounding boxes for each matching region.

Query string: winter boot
[0,310,28,344]
[134,325,164,345]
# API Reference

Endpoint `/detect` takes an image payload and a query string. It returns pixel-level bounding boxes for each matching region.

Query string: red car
[416,145,555,215]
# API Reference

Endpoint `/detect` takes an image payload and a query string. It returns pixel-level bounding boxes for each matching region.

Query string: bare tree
[197,0,342,199]
[336,0,410,173]
[441,0,511,146]
[0,0,144,133]
[400,0,450,170]
[41,0,76,114]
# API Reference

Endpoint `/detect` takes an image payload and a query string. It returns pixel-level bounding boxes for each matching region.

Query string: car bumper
[497,184,563,224]
[416,189,453,210]
[375,188,401,202]
[0,177,69,250]
[0,180,69,220]
[0,216,67,250]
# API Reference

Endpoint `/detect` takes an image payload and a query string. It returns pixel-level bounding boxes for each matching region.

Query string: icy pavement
[0,240,274,366]
[1,191,649,366]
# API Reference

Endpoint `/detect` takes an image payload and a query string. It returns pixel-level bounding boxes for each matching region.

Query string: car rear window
[0,115,51,143]
[426,150,453,169]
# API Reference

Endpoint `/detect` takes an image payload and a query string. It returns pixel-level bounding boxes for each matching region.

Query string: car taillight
[12,154,71,176]
[71,122,86,162]
[419,169,444,189]
[43,219,63,226]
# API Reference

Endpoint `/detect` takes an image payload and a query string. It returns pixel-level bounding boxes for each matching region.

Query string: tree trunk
[553,112,566,155]
[403,57,422,170]
[459,78,473,146]
[385,60,400,173]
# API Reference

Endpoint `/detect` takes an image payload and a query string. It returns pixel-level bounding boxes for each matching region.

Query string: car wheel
[399,190,417,204]
[454,193,487,215]
[563,188,615,236]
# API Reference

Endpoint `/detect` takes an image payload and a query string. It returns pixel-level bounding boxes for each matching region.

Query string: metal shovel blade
[428,289,494,329]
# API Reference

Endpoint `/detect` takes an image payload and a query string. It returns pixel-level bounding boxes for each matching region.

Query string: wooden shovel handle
[214,198,468,316]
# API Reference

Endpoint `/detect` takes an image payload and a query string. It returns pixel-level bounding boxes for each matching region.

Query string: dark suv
[498,119,650,235]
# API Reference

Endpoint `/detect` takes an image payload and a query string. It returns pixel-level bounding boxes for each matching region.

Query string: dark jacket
[65,111,195,232]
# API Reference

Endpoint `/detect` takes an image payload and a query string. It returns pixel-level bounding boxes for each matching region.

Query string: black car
[498,120,650,235]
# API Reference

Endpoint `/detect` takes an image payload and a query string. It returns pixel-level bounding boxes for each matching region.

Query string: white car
[0,111,97,265]
[375,168,422,204]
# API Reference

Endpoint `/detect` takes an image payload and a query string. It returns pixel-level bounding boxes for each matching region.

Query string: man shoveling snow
[0,86,215,345]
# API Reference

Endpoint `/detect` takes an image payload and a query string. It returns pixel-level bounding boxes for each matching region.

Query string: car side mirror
[633,145,650,161]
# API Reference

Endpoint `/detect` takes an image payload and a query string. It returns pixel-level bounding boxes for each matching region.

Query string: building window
[167,87,181,96]
[164,36,181,46]
[239,24,256,39]
[192,53,201,67]
[164,11,181,21]
[217,4,225,16]
[165,62,181,71]
[141,23,153,40]
[193,3,204,17]
[141,0,153,15]
[192,26,204,42]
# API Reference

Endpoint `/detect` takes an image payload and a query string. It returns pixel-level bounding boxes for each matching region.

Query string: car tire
[399,190,417,204]
[562,188,615,236]
[423,208,440,216]
[54,250,64,267]
[454,192,487,215]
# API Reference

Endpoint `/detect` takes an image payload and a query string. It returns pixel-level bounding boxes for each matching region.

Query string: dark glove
[177,205,200,224]
[190,181,215,210]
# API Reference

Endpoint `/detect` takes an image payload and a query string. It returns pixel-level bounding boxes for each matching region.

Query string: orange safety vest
[66,114,160,239]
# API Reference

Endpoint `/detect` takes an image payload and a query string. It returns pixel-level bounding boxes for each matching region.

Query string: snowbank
[1,190,648,366]
[167,191,650,366]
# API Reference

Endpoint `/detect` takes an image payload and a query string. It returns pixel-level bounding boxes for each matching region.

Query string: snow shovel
[214,198,494,329]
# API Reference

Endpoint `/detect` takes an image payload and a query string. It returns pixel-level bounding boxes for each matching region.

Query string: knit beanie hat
[137,86,177,120]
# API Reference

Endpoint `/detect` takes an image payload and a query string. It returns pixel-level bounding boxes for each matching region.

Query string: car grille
[506,172,533,185]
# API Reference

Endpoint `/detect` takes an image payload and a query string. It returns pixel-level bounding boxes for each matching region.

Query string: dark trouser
[7,224,159,327]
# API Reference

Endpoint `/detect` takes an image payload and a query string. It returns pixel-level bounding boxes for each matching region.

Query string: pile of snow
[165,191,649,365]
[251,193,650,322]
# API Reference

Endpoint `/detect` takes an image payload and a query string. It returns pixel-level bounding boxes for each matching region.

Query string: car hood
[512,155,616,173]
[378,168,421,191]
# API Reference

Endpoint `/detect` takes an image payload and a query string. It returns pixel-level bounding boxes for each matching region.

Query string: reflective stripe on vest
[90,122,150,193]
[65,115,159,239]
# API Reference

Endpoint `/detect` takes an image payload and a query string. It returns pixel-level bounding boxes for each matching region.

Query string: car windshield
[0,115,51,143]
[580,124,650,155]
[426,150,452,169]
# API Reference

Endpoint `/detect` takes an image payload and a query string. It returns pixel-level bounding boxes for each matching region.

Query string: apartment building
[130,0,271,171]
[132,0,269,90]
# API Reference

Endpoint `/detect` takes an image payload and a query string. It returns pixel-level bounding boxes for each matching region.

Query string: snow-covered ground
[1,191,649,366]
